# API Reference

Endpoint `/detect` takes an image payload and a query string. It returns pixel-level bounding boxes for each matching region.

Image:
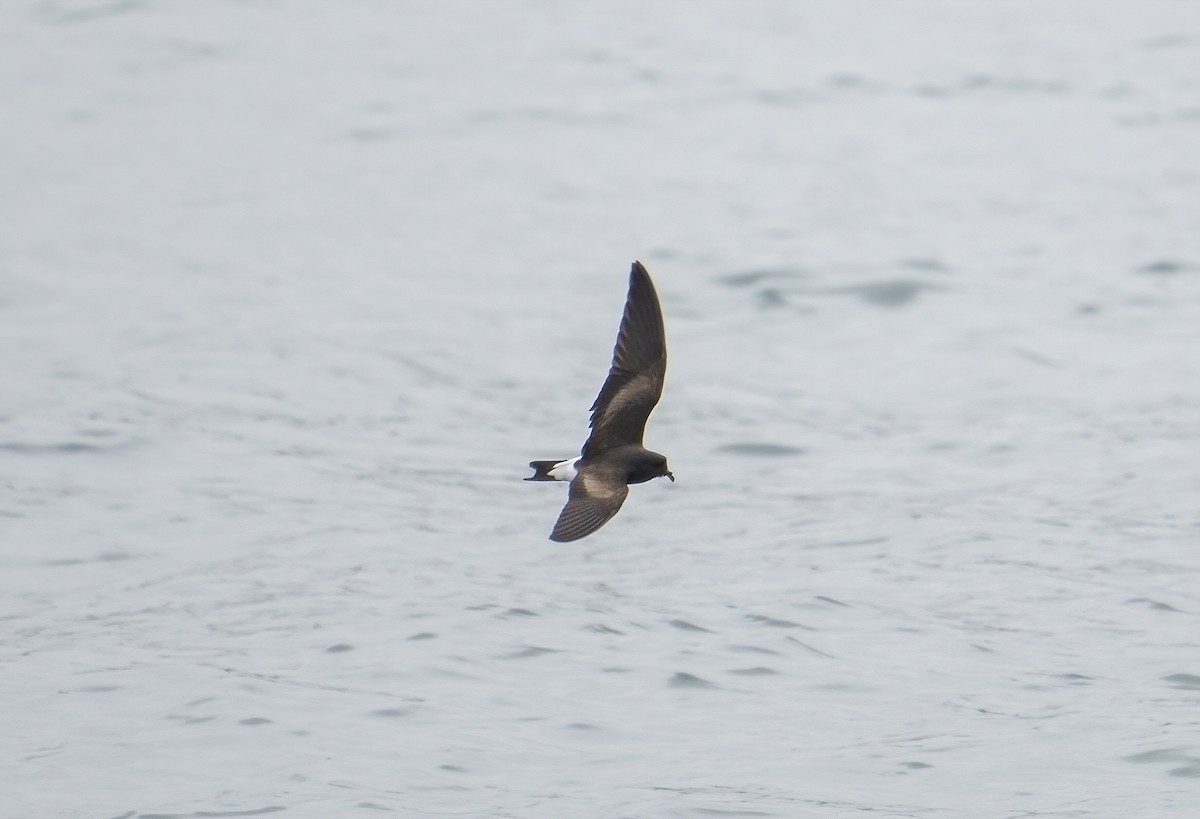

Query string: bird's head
[652,453,674,483]
[654,455,674,483]
[627,450,674,485]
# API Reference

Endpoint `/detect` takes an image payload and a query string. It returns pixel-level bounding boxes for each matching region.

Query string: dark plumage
[526,261,673,542]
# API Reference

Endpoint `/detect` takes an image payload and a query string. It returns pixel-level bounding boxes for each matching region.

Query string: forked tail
[525,457,579,482]
[526,460,562,481]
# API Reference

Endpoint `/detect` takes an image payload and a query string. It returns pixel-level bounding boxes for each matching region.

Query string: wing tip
[628,260,660,305]
[549,514,597,542]
[630,260,653,286]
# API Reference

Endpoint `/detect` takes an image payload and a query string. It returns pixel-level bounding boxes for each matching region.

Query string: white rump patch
[548,456,580,482]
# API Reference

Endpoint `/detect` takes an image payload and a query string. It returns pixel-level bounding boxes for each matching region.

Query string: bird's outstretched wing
[549,467,630,542]
[582,261,667,458]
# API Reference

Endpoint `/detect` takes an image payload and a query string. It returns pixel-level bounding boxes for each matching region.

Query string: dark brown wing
[549,467,630,542]
[581,261,667,458]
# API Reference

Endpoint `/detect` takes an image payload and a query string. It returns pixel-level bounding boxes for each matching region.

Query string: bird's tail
[525,460,561,481]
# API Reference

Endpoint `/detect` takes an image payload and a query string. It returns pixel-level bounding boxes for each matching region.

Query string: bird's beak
[666,471,675,482]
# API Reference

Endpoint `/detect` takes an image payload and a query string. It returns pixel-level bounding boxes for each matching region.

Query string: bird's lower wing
[549,480,629,542]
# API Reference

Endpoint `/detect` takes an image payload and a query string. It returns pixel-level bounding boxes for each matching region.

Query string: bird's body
[526,261,673,542]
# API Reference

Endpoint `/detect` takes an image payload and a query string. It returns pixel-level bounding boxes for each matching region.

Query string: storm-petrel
[526,261,674,542]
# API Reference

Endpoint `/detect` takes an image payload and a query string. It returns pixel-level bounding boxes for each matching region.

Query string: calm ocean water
[3,2,1199,817]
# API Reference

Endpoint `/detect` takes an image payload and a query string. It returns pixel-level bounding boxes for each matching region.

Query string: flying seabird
[526,261,674,542]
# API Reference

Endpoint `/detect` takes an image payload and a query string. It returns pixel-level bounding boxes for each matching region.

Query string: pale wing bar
[549,474,630,542]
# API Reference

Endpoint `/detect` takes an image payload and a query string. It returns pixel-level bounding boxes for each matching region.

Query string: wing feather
[549,469,630,542]
[582,262,667,458]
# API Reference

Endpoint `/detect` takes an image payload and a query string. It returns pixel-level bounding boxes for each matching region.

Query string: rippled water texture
[4,2,1200,817]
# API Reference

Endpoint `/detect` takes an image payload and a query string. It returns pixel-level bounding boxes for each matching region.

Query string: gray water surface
[3,2,1200,817]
